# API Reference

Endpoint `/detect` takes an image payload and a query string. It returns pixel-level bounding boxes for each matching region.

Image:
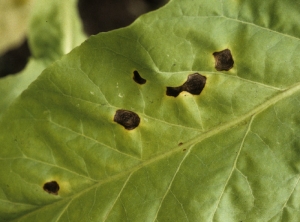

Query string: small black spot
[43,181,59,195]
[166,73,206,97]
[114,109,140,130]
[213,49,234,71]
[178,142,183,146]
[133,70,146,84]
[183,149,186,151]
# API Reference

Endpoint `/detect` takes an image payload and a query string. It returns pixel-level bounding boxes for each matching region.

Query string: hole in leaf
[43,181,59,195]
[213,49,234,71]
[133,70,146,84]
[166,73,206,97]
[114,109,140,130]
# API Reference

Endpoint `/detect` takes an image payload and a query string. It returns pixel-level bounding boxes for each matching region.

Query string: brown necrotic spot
[166,86,182,97]
[114,109,140,130]
[183,74,206,95]
[43,181,59,195]
[133,70,146,84]
[166,73,206,97]
[213,49,234,71]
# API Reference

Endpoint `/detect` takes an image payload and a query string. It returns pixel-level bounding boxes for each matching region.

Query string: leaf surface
[0,59,44,116]
[1,0,300,221]
[28,0,86,65]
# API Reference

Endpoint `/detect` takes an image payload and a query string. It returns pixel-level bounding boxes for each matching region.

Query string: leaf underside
[1,0,300,221]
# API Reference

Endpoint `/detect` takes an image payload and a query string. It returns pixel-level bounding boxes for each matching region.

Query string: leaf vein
[152,147,192,221]
[49,118,142,161]
[103,173,133,222]
[210,115,254,221]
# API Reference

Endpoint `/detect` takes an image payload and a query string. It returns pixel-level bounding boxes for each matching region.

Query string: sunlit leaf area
[1,0,300,221]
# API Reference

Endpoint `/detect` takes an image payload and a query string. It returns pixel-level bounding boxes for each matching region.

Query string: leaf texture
[0,0,300,221]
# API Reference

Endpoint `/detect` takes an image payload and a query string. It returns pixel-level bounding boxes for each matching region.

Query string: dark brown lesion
[133,70,146,84]
[166,73,206,97]
[114,109,140,130]
[213,49,234,71]
[43,181,60,195]
[166,86,182,97]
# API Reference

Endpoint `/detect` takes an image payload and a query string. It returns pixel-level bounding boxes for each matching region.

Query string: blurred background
[0,0,167,78]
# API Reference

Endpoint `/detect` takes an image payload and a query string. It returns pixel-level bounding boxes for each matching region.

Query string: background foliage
[0,0,86,116]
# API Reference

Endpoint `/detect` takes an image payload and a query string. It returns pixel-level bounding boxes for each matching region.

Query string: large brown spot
[114,110,140,130]
[213,49,234,71]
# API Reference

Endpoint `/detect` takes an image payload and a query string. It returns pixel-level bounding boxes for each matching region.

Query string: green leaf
[1,0,300,221]
[28,0,86,65]
[0,59,44,117]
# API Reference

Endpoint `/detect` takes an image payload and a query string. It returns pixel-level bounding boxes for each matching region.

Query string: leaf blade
[1,0,300,221]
